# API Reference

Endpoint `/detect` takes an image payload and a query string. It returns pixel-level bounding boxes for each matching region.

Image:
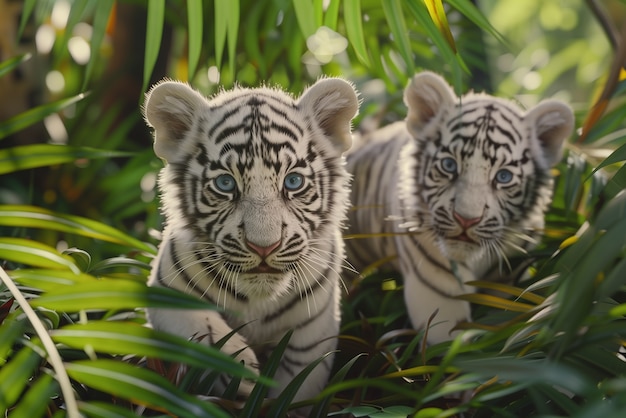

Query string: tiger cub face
[399,72,574,262]
[144,79,358,300]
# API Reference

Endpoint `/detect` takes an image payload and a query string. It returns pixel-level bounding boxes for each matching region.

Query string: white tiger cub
[346,71,574,344]
[143,78,358,402]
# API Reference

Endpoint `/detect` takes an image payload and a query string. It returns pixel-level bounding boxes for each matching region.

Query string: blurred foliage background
[2,0,626,416]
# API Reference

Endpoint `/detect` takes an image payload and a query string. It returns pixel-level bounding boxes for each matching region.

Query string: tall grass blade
[50,321,261,381]
[446,0,508,46]
[65,359,228,417]
[0,204,154,253]
[17,0,37,40]
[9,374,59,417]
[226,0,240,78]
[30,280,217,311]
[293,0,317,39]
[83,0,114,91]
[423,0,457,53]
[214,0,231,69]
[0,347,42,411]
[343,0,370,66]
[0,94,86,140]
[266,352,331,416]
[142,0,165,94]
[238,330,292,417]
[0,266,81,417]
[0,144,132,175]
[0,237,79,272]
[382,0,415,75]
[0,53,32,78]
[187,0,203,81]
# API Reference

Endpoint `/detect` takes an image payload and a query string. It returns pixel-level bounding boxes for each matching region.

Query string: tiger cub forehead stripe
[142,77,358,409]
[210,98,304,145]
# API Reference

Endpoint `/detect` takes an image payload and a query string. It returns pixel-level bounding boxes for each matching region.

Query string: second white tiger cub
[346,72,574,344]
[143,79,358,401]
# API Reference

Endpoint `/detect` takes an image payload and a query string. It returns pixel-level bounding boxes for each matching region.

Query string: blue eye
[495,169,514,184]
[214,174,236,192]
[284,172,304,191]
[440,157,457,174]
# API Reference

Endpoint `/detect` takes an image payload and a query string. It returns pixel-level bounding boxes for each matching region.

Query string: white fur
[346,71,574,344]
[143,78,358,403]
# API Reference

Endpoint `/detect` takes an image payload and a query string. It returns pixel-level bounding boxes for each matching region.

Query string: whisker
[292,262,313,317]
[304,250,347,288]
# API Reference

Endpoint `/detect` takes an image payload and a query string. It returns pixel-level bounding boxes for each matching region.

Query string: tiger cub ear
[298,78,359,153]
[525,100,574,168]
[404,71,456,135]
[143,80,207,162]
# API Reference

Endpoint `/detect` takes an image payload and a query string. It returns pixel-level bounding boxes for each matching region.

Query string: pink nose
[246,240,281,258]
[453,211,482,230]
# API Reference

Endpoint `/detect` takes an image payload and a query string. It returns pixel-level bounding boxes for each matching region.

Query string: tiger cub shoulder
[345,71,574,343]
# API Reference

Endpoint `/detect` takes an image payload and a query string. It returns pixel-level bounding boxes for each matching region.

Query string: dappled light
[1,0,626,416]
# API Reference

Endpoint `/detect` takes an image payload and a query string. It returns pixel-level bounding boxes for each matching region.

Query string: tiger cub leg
[402,272,471,345]
[268,299,340,403]
[147,307,260,396]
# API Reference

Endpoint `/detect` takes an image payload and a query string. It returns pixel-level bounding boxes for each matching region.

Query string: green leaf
[343,0,370,67]
[17,0,37,40]
[187,0,203,81]
[594,188,626,231]
[590,142,626,176]
[10,269,99,291]
[226,0,239,77]
[323,0,340,29]
[549,217,626,352]
[10,373,59,417]
[309,354,365,418]
[242,1,266,77]
[415,408,445,418]
[0,53,32,78]
[330,406,380,417]
[375,406,417,417]
[143,0,165,94]
[83,0,114,91]
[214,0,239,78]
[446,0,508,47]
[454,293,535,312]
[78,401,141,418]
[0,94,86,140]
[0,144,133,175]
[405,0,467,82]
[89,257,152,275]
[0,315,27,366]
[65,359,228,418]
[292,0,317,39]
[214,0,228,69]
[266,352,332,416]
[381,0,415,75]
[455,356,594,395]
[600,164,626,201]
[423,0,456,52]
[597,256,626,300]
[0,346,42,411]
[239,330,293,418]
[30,279,216,311]
[0,205,155,253]
[63,248,92,272]
[54,0,89,66]
[50,321,260,381]
[0,237,79,272]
